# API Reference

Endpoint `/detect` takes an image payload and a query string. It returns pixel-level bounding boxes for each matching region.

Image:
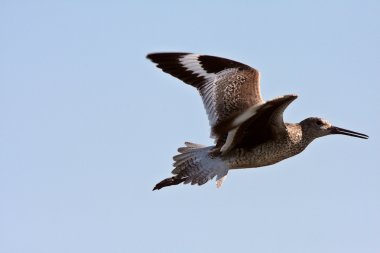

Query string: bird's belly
[224,141,303,169]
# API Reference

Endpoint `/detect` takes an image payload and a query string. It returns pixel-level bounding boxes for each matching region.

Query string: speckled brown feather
[212,69,262,137]
[146,53,263,142]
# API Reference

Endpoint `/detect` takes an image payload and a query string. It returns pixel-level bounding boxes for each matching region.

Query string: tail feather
[153,142,228,190]
[153,176,186,191]
[176,142,206,155]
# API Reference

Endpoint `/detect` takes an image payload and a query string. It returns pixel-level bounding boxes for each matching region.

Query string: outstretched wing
[147,53,263,139]
[219,95,298,153]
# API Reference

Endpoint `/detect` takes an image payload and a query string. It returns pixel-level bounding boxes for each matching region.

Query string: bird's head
[300,117,369,140]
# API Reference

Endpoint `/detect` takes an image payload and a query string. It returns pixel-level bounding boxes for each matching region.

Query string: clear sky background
[0,1,379,252]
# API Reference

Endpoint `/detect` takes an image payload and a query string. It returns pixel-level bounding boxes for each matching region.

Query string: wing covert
[219,95,298,153]
[147,52,263,139]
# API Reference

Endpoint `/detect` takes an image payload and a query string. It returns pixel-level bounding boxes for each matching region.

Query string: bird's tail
[153,142,229,190]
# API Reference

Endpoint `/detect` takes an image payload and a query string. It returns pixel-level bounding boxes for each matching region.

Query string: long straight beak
[331,126,369,139]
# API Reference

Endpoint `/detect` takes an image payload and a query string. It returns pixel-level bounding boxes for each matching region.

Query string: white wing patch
[180,54,246,133]
[179,53,236,128]
[179,54,219,126]
[220,127,239,153]
[219,102,266,153]
[179,54,216,80]
[231,102,265,128]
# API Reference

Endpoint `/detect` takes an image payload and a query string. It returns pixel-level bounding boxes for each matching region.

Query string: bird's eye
[316,120,324,126]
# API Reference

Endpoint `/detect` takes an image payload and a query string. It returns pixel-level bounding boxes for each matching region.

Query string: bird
[146,52,369,190]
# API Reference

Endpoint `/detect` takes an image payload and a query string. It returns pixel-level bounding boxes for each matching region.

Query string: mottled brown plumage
[147,52,368,190]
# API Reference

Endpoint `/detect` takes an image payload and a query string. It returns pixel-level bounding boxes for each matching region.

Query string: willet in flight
[147,53,368,190]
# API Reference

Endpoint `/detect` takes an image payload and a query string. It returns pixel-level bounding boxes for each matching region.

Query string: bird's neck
[286,123,315,150]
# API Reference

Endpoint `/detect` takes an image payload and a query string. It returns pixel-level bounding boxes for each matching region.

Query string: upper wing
[147,53,263,139]
[219,95,298,153]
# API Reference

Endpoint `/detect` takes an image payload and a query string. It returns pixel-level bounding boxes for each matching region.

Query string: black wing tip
[146,52,252,70]
[146,52,190,61]
[145,53,157,62]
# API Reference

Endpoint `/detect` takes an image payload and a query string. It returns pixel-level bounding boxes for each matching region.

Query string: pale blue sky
[0,1,379,252]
